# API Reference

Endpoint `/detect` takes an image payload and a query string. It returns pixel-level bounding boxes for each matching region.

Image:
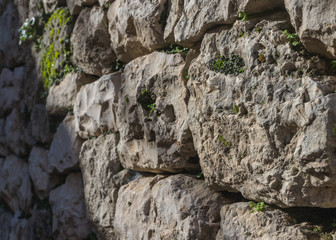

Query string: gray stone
[174,0,284,46]
[46,73,96,116]
[285,0,336,59]
[0,155,32,214]
[49,173,90,240]
[0,208,12,240]
[28,147,62,199]
[117,52,199,173]
[48,115,83,174]
[74,73,121,139]
[187,19,336,207]
[0,67,24,117]
[216,202,316,240]
[114,174,230,240]
[107,0,169,62]
[79,134,121,239]
[30,104,51,144]
[42,0,65,14]
[71,6,116,76]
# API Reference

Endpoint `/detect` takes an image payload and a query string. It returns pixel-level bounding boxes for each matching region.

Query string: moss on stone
[40,8,74,89]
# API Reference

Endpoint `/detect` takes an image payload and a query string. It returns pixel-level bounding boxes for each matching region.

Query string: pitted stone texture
[30,104,51,144]
[4,108,29,156]
[74,73,121,139]
[28,147,62,199]
[0,208,12,240]
[46,73,96,116]
[42,0,65,14]
[0,67,24,117]
[49,173,90,240]
[117,52,199,173]
[71,6,116,76]
[174,0,284,46]
[79,134,121,239]
[107,0,169,62]
[285,0,336,59]
[0,155,32,214]
[114,174,229,240]
[48,115,83,174]
[216,202,316,240]
[187,19,336,207]
[0,3,27,68]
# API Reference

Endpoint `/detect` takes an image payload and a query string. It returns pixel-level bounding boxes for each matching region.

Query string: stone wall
[1,0,336,239]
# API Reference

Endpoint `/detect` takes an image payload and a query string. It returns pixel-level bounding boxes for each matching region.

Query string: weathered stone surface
[49,173,90,240]
[30,104,51,144]
[0,208,12,240]
[74,73,121,139]
[4,108,29,156]
[285,0,336,59]
[46,73,96,116]
[117,52,199,173]
[0,155,32,214]
[174,0,284,46]
[66,0,82,15]
[9,214,33,240]
[187,19,336,207]
[114,174,229,239]
[28,147,62,199]
[42,0,65,14]
[216,202,316,239]
[0,3,26,68]
[48,115,83,174]
[107,0,169,62]
[0,67,24,117]
[71,6,116,76]
[79,134,121,239]
[0,118,9,157]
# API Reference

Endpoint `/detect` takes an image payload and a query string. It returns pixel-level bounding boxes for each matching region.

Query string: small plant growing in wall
[249,201,266,213]
[283,30,301,47]
[209,55,245,75]
[158,44,189,54]
[238,12,248,21]
[18,17,37,45]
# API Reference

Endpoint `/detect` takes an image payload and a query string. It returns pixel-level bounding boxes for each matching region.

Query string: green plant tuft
[238,12,248,21]
[158,44,189,54]
[209,55,245,75]
[283,30,301,47]
[233,105,239,114]
[249,201,266,213]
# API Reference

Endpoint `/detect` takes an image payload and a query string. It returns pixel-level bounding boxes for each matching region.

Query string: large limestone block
[79,134,121,239]
[46,73,96,116]
[285,0,336,59]
[71,6,116,76]
[187,19,336,207]
[0,208,12,240]
[28,147,62,199]
[0,3,27,68]
[174,0,284,46]
[114,174,230,239]
[49,173,90,240]
[0,155,32,214]
[48,115,83,174]
[30,104,51,144]
[117,52,199,173]
[216,202,315,239]
[74,73,121,139]
[42,0,65,14]
[0,67,24,117]
[107,0,170,62]
[4,108,29,156]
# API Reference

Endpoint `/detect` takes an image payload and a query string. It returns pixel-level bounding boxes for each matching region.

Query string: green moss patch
[209,55,245,75]
[40,8,74,89]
